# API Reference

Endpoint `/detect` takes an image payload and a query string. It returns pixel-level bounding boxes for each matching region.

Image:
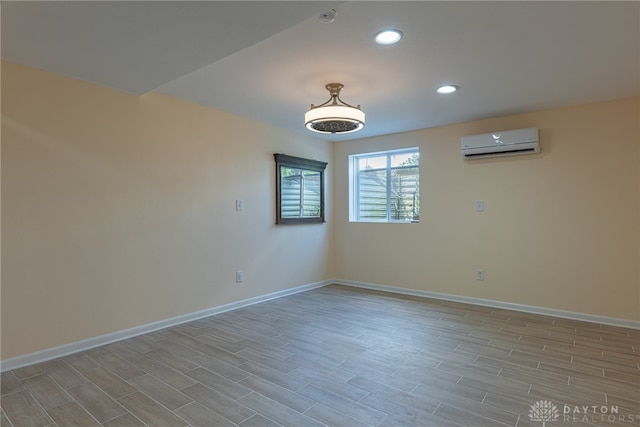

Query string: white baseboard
[0,280,330,372]
[3,278,637,372]
[332,279,640,330]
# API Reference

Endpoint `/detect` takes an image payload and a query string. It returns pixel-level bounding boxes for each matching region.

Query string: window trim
[349,147,420,223]
[274,153,327,225]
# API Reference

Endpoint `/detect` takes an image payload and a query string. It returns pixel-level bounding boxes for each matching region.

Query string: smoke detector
[318,9,337,23]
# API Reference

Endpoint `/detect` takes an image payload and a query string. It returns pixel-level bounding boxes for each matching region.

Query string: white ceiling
[3,1,639,141]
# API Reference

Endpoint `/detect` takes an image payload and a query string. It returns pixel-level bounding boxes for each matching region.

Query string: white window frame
[348,147,420,223]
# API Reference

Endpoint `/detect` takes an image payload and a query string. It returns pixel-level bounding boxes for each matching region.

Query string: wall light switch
[475,200,484,212]
[236,270,244,283]
[235,199,244,211]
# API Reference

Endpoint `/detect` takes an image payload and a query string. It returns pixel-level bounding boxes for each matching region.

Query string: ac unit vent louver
[462,128,539,160]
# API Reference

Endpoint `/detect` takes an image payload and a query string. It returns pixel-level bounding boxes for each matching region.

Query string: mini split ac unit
[461,127,539,159]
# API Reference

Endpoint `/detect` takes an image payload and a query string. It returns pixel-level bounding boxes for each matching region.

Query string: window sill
[349,220,420,224]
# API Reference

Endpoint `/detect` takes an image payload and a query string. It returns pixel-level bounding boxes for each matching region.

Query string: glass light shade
[305,105,365,134]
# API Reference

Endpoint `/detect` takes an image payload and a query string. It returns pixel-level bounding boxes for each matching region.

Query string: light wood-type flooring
[2,284,639,426]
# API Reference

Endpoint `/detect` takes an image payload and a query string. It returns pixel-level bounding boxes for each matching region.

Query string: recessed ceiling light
[374,29,403,45]
[436,85,459,94]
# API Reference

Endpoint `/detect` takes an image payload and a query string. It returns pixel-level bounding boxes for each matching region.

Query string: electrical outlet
[476,270,485,281]
[236,270,244,283]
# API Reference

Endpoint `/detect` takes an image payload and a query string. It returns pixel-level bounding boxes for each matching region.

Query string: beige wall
[1,62,333,359]
[333,97,639,321]
[2,61,638,362]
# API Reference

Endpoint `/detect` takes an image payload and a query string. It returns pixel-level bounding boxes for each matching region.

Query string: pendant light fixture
[305,83,365,134]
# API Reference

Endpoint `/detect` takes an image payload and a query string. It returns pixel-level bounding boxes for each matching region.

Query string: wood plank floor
[2,284,639,426]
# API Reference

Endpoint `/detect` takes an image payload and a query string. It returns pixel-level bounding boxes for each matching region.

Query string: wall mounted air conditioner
[461,127,539,160]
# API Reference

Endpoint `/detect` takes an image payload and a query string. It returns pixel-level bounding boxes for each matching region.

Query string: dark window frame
[274,153,327,225]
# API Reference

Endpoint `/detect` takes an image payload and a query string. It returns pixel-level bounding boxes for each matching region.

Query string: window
[349,147,419,223]
[274,154,327,224]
